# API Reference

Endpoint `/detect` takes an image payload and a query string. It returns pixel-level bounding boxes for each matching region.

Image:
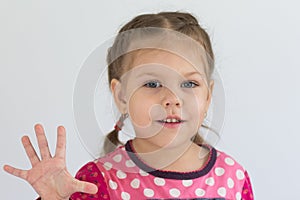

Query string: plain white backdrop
[1,0,300,199]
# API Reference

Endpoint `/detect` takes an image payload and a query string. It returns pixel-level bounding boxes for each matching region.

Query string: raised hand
[3,124,98,200]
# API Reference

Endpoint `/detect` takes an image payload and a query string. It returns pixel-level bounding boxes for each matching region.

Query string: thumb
[72,179,98,194]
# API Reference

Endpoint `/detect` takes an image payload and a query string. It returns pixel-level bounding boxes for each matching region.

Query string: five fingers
[4,124,77,194]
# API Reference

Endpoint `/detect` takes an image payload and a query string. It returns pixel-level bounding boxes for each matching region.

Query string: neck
[131,139,209,172]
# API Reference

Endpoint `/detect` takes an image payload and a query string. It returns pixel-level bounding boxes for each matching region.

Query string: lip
[163,115,182,120]
[156,115,185,129]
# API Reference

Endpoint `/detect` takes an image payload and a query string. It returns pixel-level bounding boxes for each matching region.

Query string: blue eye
[144,81,162,88]
[181,81,199,88]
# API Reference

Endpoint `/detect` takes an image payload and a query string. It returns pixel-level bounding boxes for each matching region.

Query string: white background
[1,0,300,199]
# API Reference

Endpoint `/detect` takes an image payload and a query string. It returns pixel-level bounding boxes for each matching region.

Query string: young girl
[3,11,254,200]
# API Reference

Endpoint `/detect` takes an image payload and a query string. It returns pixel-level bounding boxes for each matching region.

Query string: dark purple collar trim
[125,140,217,180]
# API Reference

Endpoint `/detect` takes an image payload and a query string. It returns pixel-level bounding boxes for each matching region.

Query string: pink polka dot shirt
[70,140,254,200]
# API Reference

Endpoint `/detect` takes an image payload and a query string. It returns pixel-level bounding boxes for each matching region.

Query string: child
[3,11,254,200]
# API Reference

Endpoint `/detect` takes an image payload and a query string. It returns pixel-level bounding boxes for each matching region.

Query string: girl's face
[112,50,213,150]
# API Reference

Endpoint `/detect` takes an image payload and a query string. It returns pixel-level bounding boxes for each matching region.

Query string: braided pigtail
[103,113,128,154]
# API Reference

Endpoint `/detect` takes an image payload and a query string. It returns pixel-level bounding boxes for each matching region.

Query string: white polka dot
[103,162,113,170]
[154,177,165,186]
[217,152,221,157]
[236,192,241,200]
[225,157,235,166]
[236,169,245,180]
[195,188,206,197]
[125,160,136,168]
[144,188,154,197]
[217,187,226,197]
[109,180,118,190]
[169,188,180,197]
[139,169,149,176]
[215,167,225,176]
[113,154,122,162]
[227,177,234,188]
[121,192,130,200]
[130,178,140,189]
[205,177,215,186]
[116,170,127,179]
[101,172,105,177]
[182,180,193,187]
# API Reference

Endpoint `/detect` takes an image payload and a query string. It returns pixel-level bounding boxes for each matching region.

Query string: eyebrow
[184,71,203,76]
[139,71,203,77]
[139,72,157,76]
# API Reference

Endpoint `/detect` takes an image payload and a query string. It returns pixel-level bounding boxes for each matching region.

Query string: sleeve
[241,170,254,200]
[70,161,111,200]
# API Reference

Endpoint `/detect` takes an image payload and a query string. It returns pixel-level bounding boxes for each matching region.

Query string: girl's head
[104,11,215,154]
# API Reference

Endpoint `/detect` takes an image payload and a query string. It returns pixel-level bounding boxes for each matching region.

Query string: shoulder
[71,161,111,199]
[74,145,128,179]
[74,161,102,180]
[212,148,249,187]
[94,145,135,173]
[213,148,255,199]
[201,147,253,198]
[213,148,246,172]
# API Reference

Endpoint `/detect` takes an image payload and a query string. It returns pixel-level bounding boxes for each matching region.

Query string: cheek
[185,90,207,110]
[128,92,153,127]
[127,92,165,139]
[196,97,208,126]
[184,92,207,125]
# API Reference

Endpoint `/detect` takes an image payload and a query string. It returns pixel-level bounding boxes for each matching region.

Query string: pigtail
[192,124,219,145]
[104,113,128,154]
[192,133,204,145]
[104,129,123,154]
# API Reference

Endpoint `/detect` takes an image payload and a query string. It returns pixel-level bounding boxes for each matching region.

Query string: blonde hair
[104,11,215,154]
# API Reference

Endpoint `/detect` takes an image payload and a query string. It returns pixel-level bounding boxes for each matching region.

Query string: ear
[110,78,127,113]
[204,80,214,112]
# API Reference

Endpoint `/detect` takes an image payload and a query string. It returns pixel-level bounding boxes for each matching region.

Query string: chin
[150,135,194,150]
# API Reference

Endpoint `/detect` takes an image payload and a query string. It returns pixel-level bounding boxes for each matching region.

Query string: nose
[161,88,182,108]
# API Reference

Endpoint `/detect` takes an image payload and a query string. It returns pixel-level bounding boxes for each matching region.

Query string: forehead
[129,49,207,75]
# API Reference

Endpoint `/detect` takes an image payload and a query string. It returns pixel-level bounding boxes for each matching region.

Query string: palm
[26,156,71,199]
[3,124,97,200]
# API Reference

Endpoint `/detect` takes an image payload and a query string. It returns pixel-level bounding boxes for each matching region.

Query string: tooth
[171,119,177,123]
[166,119,171,123]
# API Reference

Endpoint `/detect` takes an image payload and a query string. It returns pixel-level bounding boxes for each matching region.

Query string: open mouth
[156,116,185,128]
[157,118,184,123]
